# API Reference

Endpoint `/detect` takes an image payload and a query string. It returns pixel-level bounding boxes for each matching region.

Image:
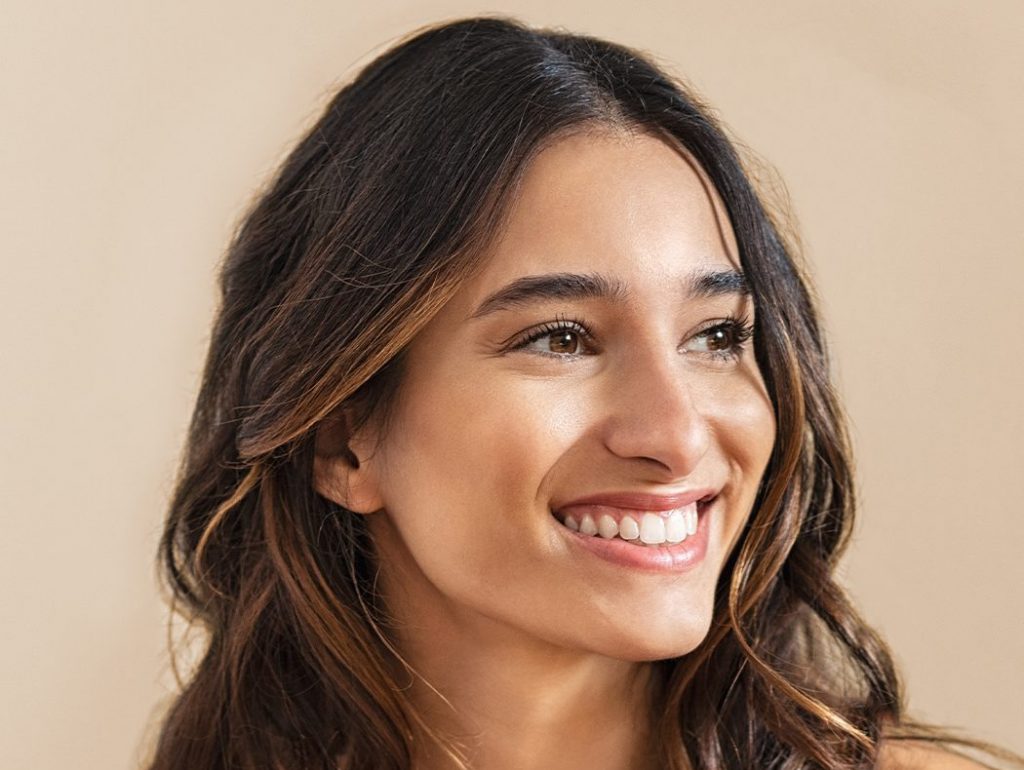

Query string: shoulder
[877,740,991,770]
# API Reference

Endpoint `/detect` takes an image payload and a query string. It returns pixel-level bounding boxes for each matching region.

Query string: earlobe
[312,408,385,515]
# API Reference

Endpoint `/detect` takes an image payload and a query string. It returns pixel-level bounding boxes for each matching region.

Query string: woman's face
[343,129,775,661]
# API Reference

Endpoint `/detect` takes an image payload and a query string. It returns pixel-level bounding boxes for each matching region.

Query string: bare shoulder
[877,740,991,770]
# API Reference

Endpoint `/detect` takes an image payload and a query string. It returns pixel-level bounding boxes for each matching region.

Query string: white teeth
[665,511,687,543]
[639,513,667,545]
[618,515,640,540]
[560,505,700,544]
[597,514,619,539]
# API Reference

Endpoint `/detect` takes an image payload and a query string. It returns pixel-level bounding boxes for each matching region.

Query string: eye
[508,317,596,358]
[683,316,754,360]
[535,328,583,355]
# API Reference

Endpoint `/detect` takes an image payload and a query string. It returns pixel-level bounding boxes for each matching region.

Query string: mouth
[551,494,717,548]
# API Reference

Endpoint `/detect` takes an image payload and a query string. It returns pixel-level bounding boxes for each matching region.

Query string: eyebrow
[690,268,749,299]
[469,267,749,319]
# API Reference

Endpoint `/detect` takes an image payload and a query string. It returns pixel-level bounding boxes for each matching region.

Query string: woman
[148,17,1020,770]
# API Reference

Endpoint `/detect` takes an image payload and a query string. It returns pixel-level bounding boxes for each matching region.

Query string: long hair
[147,17,1016,770]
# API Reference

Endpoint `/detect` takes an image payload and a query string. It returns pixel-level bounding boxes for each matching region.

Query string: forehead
[459,128,741,309]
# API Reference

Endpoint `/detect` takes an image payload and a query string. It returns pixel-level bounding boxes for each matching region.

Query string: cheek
[694,370,776,549]
[369,373,605,639]
[701,367,776,474]
[375,373,578,564]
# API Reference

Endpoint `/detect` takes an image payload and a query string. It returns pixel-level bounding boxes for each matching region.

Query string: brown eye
[682,318,754,361]
[512,320,595,358]
[548,330,580,354]
[704,326,734,351]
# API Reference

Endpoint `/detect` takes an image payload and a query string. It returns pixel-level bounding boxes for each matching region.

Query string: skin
[317,128,778,769]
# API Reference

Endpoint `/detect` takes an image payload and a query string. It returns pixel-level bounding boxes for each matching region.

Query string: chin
[579,607,715,662]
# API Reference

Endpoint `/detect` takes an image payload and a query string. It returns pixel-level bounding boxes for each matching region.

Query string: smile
[550,495,715,572]
[558,503,699,545]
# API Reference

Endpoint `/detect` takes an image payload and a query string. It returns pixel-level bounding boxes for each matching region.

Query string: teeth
[665,510,687,543]
[559,505,701,545]
[618,515,640,540]
[597,514,618,539]
[639,513,666,545]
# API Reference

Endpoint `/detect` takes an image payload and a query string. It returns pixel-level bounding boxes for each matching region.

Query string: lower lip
[553,503,711,573]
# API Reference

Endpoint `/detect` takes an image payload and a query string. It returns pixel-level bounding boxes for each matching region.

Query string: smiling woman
[322,132,777,679]
[147,16,1020,770]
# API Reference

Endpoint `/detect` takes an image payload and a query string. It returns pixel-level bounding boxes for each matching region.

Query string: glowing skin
[316,130,776,770]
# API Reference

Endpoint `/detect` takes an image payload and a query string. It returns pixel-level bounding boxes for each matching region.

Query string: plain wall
[2,1,1020,768]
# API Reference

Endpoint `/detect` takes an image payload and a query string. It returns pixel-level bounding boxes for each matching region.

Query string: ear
[312,406,385,514]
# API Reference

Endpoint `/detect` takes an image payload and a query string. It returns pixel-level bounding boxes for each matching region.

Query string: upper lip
[553,488,718,512]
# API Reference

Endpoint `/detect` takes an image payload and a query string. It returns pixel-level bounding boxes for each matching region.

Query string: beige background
[2,1,1021,768]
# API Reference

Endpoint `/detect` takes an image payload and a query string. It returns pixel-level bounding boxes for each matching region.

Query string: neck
[413,634,657,770]
[377,575,659,770]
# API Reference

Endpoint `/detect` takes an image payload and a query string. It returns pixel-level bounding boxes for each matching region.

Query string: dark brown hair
[148,16,1020,770]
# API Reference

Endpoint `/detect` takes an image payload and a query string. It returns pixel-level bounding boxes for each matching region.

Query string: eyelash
[507,313,756,362]
[689,315,755,361]
[508,314,597,358]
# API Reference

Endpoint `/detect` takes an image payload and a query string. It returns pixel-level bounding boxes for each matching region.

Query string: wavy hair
[147,17,1019,770]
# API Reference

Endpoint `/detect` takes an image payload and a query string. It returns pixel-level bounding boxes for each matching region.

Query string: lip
[553,497,713,573]
[554,488,717,513]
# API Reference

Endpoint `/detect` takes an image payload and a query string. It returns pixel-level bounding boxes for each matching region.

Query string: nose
[599,351,711,479]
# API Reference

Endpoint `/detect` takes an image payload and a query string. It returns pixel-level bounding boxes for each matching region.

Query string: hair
[147,16,1020,770]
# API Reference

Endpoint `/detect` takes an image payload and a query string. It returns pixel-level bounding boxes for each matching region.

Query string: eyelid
[681,314,755,359]
[687,314,751,338]
[503,314,597,355]
[502,312,754,360]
